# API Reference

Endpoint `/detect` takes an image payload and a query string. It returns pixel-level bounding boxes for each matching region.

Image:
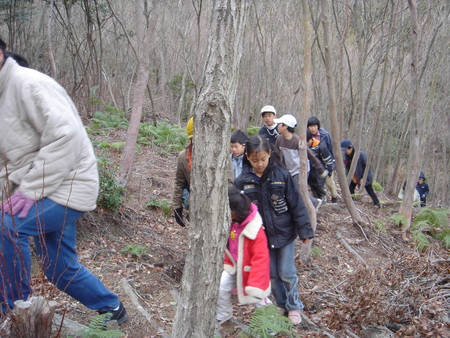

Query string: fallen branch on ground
[336,231,368,267]
[121,277,170,338]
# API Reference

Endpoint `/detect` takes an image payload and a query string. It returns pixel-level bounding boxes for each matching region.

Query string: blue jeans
[269,240,303,311]
[0,198,119,312]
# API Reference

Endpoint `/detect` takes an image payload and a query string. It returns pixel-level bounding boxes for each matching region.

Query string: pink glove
[1,192,36,218]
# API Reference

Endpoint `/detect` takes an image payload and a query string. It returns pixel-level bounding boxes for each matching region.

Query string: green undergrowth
[239,305,294,338]
[75,313,125,337]
[390,207,450,251]
[147,198,172,216]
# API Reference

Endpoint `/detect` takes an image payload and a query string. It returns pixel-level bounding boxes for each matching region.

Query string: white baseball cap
[274,114,297,128]
[260,105,277,115]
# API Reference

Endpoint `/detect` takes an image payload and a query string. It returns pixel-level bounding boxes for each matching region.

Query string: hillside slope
[10,145,448,337]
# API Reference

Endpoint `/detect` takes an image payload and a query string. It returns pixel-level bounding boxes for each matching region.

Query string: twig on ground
[336,231,368,267]
[355,219,371,244]
[121,277,170,338]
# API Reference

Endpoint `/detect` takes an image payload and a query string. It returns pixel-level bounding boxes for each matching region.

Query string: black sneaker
[331,197,337,203]
[98,302,129,326]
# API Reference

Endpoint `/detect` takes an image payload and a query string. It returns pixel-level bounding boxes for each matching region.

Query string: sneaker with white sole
[315,198,323,212]
[288,310,302,325]
[98,301,128,328]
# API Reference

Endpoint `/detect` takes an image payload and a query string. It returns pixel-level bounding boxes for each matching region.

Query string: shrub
[372,181,383,192]
[138,122,188,152]
[246,125,260,136]
[97,157,126,213]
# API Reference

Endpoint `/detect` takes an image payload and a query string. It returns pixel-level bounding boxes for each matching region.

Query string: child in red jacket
[216,186,272,323]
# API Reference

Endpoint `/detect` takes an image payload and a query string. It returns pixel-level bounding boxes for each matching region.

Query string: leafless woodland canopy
[1,0,448,206]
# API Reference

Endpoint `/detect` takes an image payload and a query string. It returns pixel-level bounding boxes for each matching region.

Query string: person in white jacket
[0,38,127,325]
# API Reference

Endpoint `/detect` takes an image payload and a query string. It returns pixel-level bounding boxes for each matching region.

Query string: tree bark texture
[298,0,314,266]
[10,297,58,338]
[171,1,249,337]
[119,0,158,185]
[399,0,421,233]
[320,0,363,225]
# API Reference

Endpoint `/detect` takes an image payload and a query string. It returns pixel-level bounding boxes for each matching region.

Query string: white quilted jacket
[0,57,98,212]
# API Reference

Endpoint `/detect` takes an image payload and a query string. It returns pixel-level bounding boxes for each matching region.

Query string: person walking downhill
[230,129,248,180]
[416,172,430,207]
[0,39,127,325]
[216,186,272,323]
[341,139,381,209]
[307,117,338,203]
[306,130,334,202]
[274,114,323,211]
[172,117,194,227]
[234,135,314,325]
[259,105,280,144]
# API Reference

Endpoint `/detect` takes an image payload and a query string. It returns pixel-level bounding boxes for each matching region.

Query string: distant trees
[0,0,448,204]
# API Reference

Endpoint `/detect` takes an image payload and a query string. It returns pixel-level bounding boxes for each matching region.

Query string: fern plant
[90,108,128,133]
[374,219,386,232]
[147,199,172,216]
[411,231,430,252]
[120,244,147,258]
[390,213,408,228]
[138,122,188,152]
[412,207,450,249]
[76,314,125,338]
[243,305,294,338]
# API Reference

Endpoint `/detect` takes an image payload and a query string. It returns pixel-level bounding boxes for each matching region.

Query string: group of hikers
[172,105,431,326]
[0,35,431,332]
[171,105,389,326]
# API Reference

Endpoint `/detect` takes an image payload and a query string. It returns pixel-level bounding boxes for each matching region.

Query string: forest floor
[6,142,449,337]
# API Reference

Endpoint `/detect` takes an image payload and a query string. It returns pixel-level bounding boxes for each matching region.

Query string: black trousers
[349,181,380,207]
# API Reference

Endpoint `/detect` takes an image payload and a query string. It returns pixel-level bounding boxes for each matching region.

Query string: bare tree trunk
[387,113,410,196]
[320,0,363,225]
[46,0,57,77]
[361,0,397,187]
[171,1,249,336]
[297,0,314,266]
[345,0,365,187]
[119,0,158,185]
[398,0,421,234]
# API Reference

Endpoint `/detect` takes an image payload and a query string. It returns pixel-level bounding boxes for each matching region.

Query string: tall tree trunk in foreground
[398,0,421,234]
[345,0,365,187]
[46,0,57,78]
[297,0,314,266]
[320,0,363,225]
[119,0,157,185]
[171,1,248,337]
